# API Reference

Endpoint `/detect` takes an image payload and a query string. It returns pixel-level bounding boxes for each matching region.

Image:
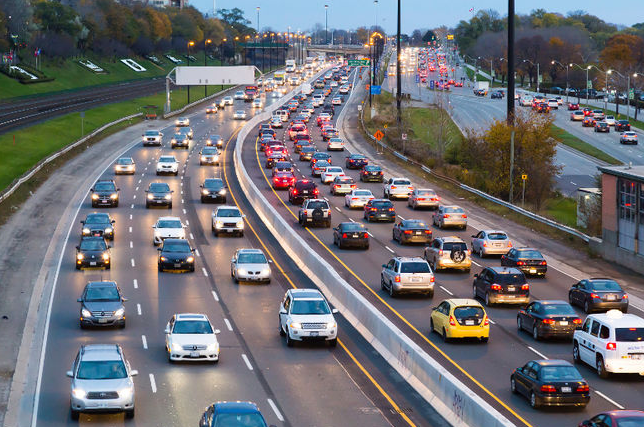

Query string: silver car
[471,230,512,257]
[408,188,440,210]
[231,248,272,283]
[212,205,245,237]
[620,131,638,144]
[423,236,472,272]
[380,257,435,297]
[67,344,137,420]
[432,205,467,229]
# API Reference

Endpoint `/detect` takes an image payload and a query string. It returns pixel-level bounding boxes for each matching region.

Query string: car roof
[488,266,523,275]
[446,298,482,307]
[80,344,122,361]
[532,359,573,367]
[86,281,117,288]
[587,310,644,327]
[438,236,465,242]
[157,216,181,222]
[175,313,209,321]
[237,248,263,255]
[394,256,427,263]
[290,289,324,299]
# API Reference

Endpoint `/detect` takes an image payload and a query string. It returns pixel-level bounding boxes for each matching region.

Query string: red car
[454,81,463,87]
[535,103,550,113]
[567,102,579,110]
[579,410,644,427]
[582,107,593,116]
[272,171,296,189]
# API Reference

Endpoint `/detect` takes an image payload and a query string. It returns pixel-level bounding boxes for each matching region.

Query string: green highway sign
[629,88,635,100]
[348,59,370,66]
[587,80,593,89]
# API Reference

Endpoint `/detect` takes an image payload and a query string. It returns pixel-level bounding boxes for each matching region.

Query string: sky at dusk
[190,0,642,35]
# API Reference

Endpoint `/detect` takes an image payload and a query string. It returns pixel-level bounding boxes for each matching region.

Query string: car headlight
[327,321,337,329]
[82,228,90,234]
[201,156,207,161]
[102,252,110,261]
[81,308,92,318]
[72,388,86,399]
[219,189,226,195]
[76,253,84,260]
[160,256,167,261]
[114,308,125,318]
[202,189,210,195]
[206,343,219,352]
[91,194,99,200]
[290,322,302,329]
[236,221,244,229]
[147,194,154,200]
[215,220,223,228]
[171,139,176,143]
[187,256,195,263]
[171,342,182,352]
[105,227,113,234]
[118,387,133,399]
[237,269,247,276]
[164,194,171,200]
[261,268,270,275]
[110,194,118,200]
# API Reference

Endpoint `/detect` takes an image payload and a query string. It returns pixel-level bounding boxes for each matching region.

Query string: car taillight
[389,208,395,212]
[540,261,547,265]
[292,189,298,195]
[590,293,600,299]
[490,284,502,291]
[516,261,525,266]
[430,276,435,283]
[351,185,356,189]
[521,284,529,291]
[540,385,557,393]
[462,214,467,218]
[449,316,456,326]
[425,230,430,234]
[576,384,589,392]
[394,275,401,283]
[484,317,489,326]
[573,318,582,324]
[404,230,413,234]
[363,233,369,238]
[483,242,487,247]
[606,342,617,351]
[542,318,555,325]
[623,294,629,299]
[508,241,513,247]
[334,184,340,188]
[342,233,347,238]
[438,250,443,256]
[443,214,450,218]
[391,185,397,189]
[273,177,279,182]
[313,189,319,195]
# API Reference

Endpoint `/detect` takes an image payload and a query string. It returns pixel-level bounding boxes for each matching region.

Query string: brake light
[542,318,555,325]
[443,214,450,218]
[483,242,487,247]
[462,214,467,218]
[425,230,430,234]
[508,241,513,248]
[517,261,525,266]
[394,275,401,283]
[438,250,443,256]
[590,293,600,299]
[334,184,340,189]
[449,316,456,326]
[351,184,357,189]
[391,185,397,189]
[484,317,489,326]
[540,261,547,265]
[313,189,319,195]
[606,342,617,351]
[573,318,582,324]
[292,189,298,195]
[540,385,557,393]
[490,284,502,290]
[389,208,395,212]
[364,233,369,238]
[623,294,629,299]
[576,384,589,392]
[273,177,279,182]
[404,230,413,234]
[430,276,435,282]
[342,233,347,238]
[521,284,530,291]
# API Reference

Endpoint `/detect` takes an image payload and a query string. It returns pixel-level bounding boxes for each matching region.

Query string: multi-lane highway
[239,63,644,427]
[31,66,446,427]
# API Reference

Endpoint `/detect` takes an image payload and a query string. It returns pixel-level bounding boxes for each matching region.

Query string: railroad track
[0,78,167,134]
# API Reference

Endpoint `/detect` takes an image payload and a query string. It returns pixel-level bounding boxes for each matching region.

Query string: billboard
[175,66,255,86]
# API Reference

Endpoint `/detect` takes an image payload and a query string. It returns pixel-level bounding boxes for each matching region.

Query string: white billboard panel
[175,66,255,86]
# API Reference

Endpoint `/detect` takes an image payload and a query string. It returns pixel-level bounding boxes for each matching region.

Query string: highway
[31,66,444,427]
[239,64,644,427]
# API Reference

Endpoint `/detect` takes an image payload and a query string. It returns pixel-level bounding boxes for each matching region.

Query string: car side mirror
[164,326,170,334]
[121,297,128,302]
[471,235,476,238]
[381,264,386,268]
[332,308,339,314]
[107,245,111,249]
[268,260,273,263]
[279,308,287,314]
[80,220,85,224]
[111,220,115,224]
[75,246,80,250]
[231,257,236,263]
[77,298,83,302]
[130,370,139,377]
[66,370,73,378]
[473,274,479,278]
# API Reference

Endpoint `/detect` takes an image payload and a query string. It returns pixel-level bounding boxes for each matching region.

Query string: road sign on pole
[370,85,382,95]
[401,133,407,140]
[348,59,370,66]
[415,75,420,83]
[521,175,527,207]
[374,130,384,141]
[587,80,592,89]
[629,89,635,100]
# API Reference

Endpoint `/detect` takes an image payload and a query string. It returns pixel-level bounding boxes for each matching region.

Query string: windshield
[210,135,222,141]
[590,280,622,291]
[172,320,213,334]
[487,233,507,240]
[517,250,543,258]
[355,190,372,196]
[539,366,583,382]
[613,418,644,427]
[417,190,435,196]
[85,286,119,302]
[85,215,108,224]
[213,413,267,427]
[496,273,526,285]
[157,220,182,229]
[162,242,191,252]
[159,157,176,163]
[400,262,430,273]
[94,183,115,192]
[144,131,159,136]
[454,306,484,319]
[341,223,366,232]
[616,328,644,342]
[77,361,127,380]
[372,201,392,208]
[205,180,224,189]
[217,209,241,218]
[403,220,427,228]
[291,300,331,315]
[393,180,411,185]
[116,158,133,165]
[443,206,464,213]
[80,240,107,251]
[202,148,218,155]
[150,183,170,192]
[541,304,576,316]
[237,253,267,264]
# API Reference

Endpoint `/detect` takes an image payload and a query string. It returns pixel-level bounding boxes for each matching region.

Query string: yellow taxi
[430,299,489,342]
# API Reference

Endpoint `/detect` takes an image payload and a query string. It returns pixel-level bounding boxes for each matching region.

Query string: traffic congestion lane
[241,71,644,427]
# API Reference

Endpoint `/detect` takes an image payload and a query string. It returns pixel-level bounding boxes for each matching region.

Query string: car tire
[75,264,81,270]
[329,338,338,347]
[442,327,449,343]
[480,336,488,343]
[286,331,294,347]
[584,300,591,314]
[517,316,523,332]
[338,239,343,249]
[430,317,435,333]
[485,292,492,306]
[510,377,518,394]
[479,248,485,258]
[125,408,135,419]
[568,292,574,305]
[158,264,163,272]
[70,408,80,421]
[279,321,286,337]
[573,342,581,363]
[146,202,150,209]
[532,325,540,341]
[168,203,172,209]
[427,290,434,298]
[380,275,386,291]
[597,356,609,379]
[530,392,539,409]
[388,282,396,298]
[473,284,478,299]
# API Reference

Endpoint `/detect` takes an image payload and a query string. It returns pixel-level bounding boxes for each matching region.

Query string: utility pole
[325,5,329,45]
[507,0,516,204]
[396,0,402,126]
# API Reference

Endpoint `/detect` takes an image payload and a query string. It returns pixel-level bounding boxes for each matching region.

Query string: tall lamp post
[588,65,609,110]
[522,59,540,93]
[607,70,638,119]
[324,5,329,45]
[571,63,592,104]
[395,0,401,126]
[187,40,195,103]
[256,7,260,34]
[374,0,378,30]
[204,38,212,97]
[551,60,570,103]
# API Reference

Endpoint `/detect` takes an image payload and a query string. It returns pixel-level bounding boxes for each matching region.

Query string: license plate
[89,261,97,266]
[508,286,515,291]
[98,402,108,408]
[190,351,199,358]
[310,331,319,337]
[529,268,537,274]
[101,201,109,204]
[560,321,568,326]
[465,320,475,325]
[561,387,572,393]
[632,354,643,360]
[174,263,181,268]
[380,214,387,217]
[93,233,100,236]
[156,200,164,204]
[352,234,358,237]
[606,295,616,301]
[411,277,422,282]
[416,231,422,235]
[98,318,108,324]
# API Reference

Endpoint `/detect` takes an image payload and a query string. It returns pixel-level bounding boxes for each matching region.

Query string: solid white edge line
[129,226,132,233]
[189,233,194,240]
[267,398,285,422]
[439,285,453,296]
[527,346,548,360]
[385,246,395,253]
[202,267,209,277]
[211,290,219,301]
[141,335,148,349]
[149,373,157,393]
[195,249,201,257]
[137,303,142,316]
[224,318,233,331]
[133,279,138,289]
[241,354,253,371]
[594,390,625,409]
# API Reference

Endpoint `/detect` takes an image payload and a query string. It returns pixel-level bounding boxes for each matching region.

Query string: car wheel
[568,292,574,305]
[473,284,478,299]
[442,327,449,343]
[329,338,338,347]
[485,292,492,306]
[380,275,386,290]
[279,320,286,337]
[286,331,294,347]
[388,282,396,298]
[70,408,80,421]
[573,342,581,363]
[532,325,540,341]
[597,356,609,378]
[430,317,435,333]
[125,408,135,419]
[479,248,485,258]
[530,392,539,409]
[168,203,172,209]
[427,290,434,298]
[480,336,489,343]
[584,300,591,314]
[517,316,523,332]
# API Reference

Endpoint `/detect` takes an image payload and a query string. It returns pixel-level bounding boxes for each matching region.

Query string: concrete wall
[601,174,617,233]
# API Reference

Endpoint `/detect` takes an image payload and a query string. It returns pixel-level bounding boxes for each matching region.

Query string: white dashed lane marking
[149,374,157,393]
[439,285,453,296]
[211,290,218,301]
[137,304,142,315]
[241,354,253,371]
[224,318,233,331]
[133,279,138,289]
[385,246,395,253]
[131,258,135,267]
[141,335,148,350]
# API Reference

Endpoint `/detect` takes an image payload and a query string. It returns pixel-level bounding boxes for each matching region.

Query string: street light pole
[325,5,329,45]
[551,60,570,103]
[187,40,194,103]
[256,7,260,34]
[396,0,401,126]
[204,38,212,97]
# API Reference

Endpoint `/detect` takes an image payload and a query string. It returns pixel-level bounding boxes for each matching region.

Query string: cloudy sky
[190,0,642,34]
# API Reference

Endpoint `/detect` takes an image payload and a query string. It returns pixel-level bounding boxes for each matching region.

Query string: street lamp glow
[188,41,195,47]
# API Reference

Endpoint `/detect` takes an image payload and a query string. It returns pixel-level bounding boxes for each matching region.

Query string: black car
[158,238,195,272]
[81,212,115,240]
[501,248,547,276]
[200,178,227,203]
[594,121,610,133]
[364,199,396,222]
[206,134,224,148]
[333,222,369,249]
[517,300,582,340]
[145,182,173,208]
[510,360,590,409]
[259,129,277,141]
[258,124,271,136]
[491,91,504,99]
[392,219,432,245]
[288,180,319,204]
[78,281,127,328]
[90,180,119,208]
[473,266,529,306]
[171,133,189,149]
[310,152,332,165]
[360,165,384,182]
[199,147,220,166]
[299,145,317,161]
[345,154,369,169]
[322,104,335,116]
[615,120,631,132]
[568,278,629,313]
[177,126,193,139]
[75,236,111,270]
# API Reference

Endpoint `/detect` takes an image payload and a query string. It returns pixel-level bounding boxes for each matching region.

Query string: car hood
[157,162,177,166]
[154,228,184,238]
[94,190,116,195]
[160,251,191,259]
[289,313,335,323]
[169,333,217,347]
[236,262,270,271]
[151,192,170,197]
[86,223,110,230]
[79,249,107,257]
[72,377,132,393]
[83,301,123,312]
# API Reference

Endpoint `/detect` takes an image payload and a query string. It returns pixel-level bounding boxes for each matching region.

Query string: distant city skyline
[190,0,643,35]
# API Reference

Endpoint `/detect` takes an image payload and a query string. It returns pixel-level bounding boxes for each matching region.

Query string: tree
[600,34,644,71]
[422,30,437,43]
[355,27,369,44]
[34,2,82,38]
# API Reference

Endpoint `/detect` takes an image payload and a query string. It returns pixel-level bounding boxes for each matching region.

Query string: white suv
[279,289,338,347]
[67,344,138,420]
[573,309,644,378]
[156,155,179,176]
[383,177,414,200]
[165,313,220,362]
[152,216,186,246]
[380,257,435,297]
[212,205,245,236]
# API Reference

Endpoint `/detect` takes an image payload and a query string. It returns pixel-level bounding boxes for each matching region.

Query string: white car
[470,230,512,257]
[142,130,163,146]
[605,115,616,126]
[321,166,345,184]
[252,98,262,108]
[345,189,375,208]
[234,91,245,100]
[165,313,220,363]
[573,310,644,378]
[233,110,247,120]
[222,96,233,106]
[338,86,349,94]
[230,248,272,283]
[175,117,189,126]
[212,205,245,236]
[383,177,414,199]
[547,99,559,109]
[327,137,344,151]
[270,117,283,128]
[152,216,186,246]
[519,97,533,107]
[330,80,338,87]
[332,97,342,105]
[156,155,179,176]
[279,289,338,347]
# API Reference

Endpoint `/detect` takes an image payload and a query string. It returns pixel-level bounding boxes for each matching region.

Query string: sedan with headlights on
[157,238,195,272]
[230,248,272,283]
[114,157,136,175]
[199,147,220,166]
[76,236,111,270]
[233,110,247,120]
[145,182,173,209]
[200,178,227,203]
[165,313,220,362]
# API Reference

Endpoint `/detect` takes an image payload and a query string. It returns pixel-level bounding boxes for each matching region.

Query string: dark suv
[364,199,395,222]
[145,182,173,209]
[473,266,529,306]
[78,281,127,328]
[289,180,319,204]
[75,236,111,270]
[90,180,119,208]
[200,178,227,203]
[81,212,115,240]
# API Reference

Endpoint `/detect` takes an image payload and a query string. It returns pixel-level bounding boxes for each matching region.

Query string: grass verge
[550,125,622,165]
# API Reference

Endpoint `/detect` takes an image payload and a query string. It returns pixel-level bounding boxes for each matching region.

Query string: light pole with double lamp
[522,59,540,93]
[587,65,609,110]
[571,63,592,104]
[204,38,212,97]
[607,70,638,119]
[551,60,570,103]
[187,40,195,103]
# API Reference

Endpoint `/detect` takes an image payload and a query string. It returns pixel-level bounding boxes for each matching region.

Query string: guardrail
[234,70,516,427]
[0,112,141,204]
[357,96,592,243]
[163,86,237,119]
